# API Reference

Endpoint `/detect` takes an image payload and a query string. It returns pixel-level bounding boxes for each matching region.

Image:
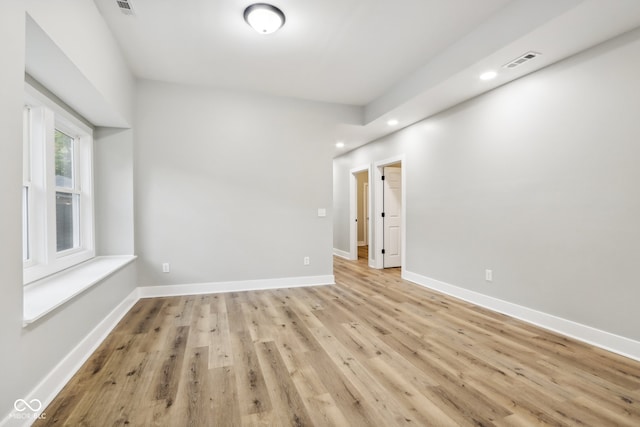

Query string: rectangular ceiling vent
[116,0,135,16]
[503,51,541,69]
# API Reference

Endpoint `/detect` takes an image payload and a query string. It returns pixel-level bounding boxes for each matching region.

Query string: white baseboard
[138,275,335,298]
[403,270,640,362]
[333,248,351,259]
[0,288,140,427]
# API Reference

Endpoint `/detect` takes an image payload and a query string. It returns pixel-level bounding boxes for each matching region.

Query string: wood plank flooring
[35,248,640,426]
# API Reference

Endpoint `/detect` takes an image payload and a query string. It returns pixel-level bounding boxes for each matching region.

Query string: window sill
[23,255,137,326]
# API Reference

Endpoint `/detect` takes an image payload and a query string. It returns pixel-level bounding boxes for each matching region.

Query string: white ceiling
[94,0,640,153]
[95,0,511,104]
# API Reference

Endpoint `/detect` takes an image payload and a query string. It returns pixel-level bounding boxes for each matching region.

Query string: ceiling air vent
[116,0,135,16]
[503,51,541,69]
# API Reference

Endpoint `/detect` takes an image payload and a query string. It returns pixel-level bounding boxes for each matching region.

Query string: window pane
[55,130,74,188]
[56,192,79,252]
[23,186,29,261]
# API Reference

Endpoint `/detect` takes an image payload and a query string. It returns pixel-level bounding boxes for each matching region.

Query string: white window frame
[23,83,95,284]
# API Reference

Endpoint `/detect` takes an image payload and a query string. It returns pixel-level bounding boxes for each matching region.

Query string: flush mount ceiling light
[479,70,498,81]
[244,3,286,34]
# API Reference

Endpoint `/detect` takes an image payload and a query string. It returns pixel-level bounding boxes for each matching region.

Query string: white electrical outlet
[485,269,493,282]
[162,263,170,273]
[303,256,310,266]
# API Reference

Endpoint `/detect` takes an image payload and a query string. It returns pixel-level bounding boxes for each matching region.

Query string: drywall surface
[135,80,359,286]
[334,28,640,341]
[25,0,134,126]
[95,127,135,255]
[0,1,28,422]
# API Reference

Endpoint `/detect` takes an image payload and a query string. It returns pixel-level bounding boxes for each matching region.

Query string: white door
[383,166,402,268]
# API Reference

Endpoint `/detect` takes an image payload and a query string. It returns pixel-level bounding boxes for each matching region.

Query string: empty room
[2,0,640,425]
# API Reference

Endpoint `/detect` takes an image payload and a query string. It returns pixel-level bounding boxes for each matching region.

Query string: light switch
[317,208,327,217]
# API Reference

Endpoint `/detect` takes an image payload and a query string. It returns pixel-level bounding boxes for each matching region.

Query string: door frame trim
[362,182,369,247]
[373,155,406,270]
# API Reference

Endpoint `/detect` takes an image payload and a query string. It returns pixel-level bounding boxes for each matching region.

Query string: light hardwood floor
[36,249,640,426]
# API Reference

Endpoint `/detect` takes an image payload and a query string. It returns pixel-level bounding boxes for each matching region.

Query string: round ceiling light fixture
[244,3,286,34]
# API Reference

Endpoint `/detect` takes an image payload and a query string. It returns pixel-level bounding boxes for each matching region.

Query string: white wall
[95,128,135,255]
[334,28,640,342]
[25,0,134,126]
[333,159,351,253]
[0,1,28,420]
[135,80,360,286]
[0,2,137,422]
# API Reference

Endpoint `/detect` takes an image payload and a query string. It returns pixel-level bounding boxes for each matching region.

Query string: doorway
[356,172,369,261]
[349,166,371,263]
[348,157,404,270]
[373,156,405,270]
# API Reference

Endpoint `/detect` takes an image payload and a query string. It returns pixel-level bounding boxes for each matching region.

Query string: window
[55,129,80,252]
[23,84,95,284]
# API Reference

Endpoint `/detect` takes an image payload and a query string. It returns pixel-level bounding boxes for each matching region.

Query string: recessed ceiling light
[335,141,345,148]
[387,119,399,126]
[479,71,498,81]
[244,3,286,34]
